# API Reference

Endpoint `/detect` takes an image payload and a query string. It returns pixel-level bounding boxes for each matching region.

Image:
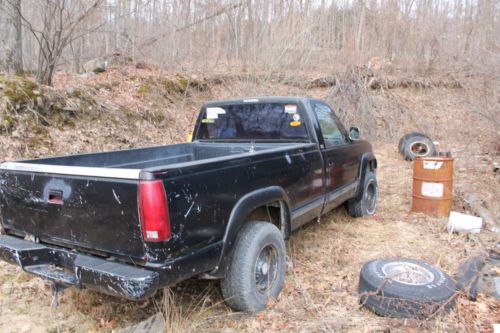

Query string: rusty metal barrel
[412,156,454,217]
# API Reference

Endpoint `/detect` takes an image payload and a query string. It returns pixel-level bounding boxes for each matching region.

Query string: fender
[352,152,377,201]
[209,186,291,277]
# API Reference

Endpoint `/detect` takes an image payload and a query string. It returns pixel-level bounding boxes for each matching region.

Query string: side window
[312,103,348,147]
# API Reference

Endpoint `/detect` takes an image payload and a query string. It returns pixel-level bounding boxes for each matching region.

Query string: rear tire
[347,170,378,217]
[221,221,286,312]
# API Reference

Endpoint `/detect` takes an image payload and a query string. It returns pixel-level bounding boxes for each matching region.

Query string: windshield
[195,103,309,141]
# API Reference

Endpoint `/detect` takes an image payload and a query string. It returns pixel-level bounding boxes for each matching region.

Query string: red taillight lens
[139,180,171,242]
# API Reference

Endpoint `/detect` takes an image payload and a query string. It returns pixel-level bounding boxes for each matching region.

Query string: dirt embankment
[0,64,498,332]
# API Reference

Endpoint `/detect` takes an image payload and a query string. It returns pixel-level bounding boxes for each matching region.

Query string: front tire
[221,221,286,312]
[347,170,378,217]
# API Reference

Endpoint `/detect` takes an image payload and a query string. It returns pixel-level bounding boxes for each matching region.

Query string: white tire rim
[409,141,430,157]
[381,262,435,285]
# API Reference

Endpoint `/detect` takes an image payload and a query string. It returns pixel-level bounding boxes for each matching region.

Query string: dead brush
[323,65,468,143]
[160,288,184,333]
[157,282,229,333]
[325,65,378,141]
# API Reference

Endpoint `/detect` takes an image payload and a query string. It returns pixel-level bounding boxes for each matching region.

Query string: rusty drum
[412,157,453,217]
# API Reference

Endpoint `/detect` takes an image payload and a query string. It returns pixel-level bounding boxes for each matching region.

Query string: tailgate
[0,169,145,260]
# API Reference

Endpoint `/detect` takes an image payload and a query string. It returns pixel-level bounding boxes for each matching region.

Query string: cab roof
[204,96,311,107]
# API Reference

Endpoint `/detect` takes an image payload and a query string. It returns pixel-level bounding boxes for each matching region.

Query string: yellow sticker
[290,120,301,127]
[201,119,215,124]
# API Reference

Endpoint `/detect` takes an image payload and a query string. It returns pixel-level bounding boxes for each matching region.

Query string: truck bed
[0,141,311,264]
[4,142,298,173]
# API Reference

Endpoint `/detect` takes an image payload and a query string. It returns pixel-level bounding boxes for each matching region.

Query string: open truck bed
[0,142,304,258]
[1,142,296,177]
[0,141,317,299]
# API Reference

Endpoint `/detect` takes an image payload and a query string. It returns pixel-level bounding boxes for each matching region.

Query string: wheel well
[243,200,290,239]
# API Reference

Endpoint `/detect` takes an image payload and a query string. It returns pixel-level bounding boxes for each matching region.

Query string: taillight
[139,180,171,242]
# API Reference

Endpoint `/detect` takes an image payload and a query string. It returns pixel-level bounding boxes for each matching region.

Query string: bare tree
[1,0,23,74]
[0,0,7,70]
[9,0,22,74]
[1,0,499,81]
[9,0,103,85]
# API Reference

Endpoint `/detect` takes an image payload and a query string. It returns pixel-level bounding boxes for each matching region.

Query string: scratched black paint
[0,96,376,300]
[0,173,144,261]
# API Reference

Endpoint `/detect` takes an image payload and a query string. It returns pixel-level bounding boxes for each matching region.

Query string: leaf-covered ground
[0,66,498,332]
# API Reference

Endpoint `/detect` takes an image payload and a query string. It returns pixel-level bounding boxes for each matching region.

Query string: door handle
[48,189,63,205]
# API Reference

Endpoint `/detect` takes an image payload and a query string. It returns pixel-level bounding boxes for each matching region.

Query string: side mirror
[349,127,361,141]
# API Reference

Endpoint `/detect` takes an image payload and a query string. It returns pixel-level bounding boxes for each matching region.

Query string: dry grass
[0,66,498,332]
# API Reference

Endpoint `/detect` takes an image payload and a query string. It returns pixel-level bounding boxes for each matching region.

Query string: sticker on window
[421,182,444,198]
[285,105,297,114]
[292,113,300,121]
[290,120,301,127]
[201,118,215,124]
[206,107,226,119]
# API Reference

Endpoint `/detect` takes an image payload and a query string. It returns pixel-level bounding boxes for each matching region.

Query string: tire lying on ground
[398,132,437,161]
[359,258,456,319]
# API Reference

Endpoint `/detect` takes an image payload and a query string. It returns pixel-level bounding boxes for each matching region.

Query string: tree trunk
[0,0,7,70]
[7,0,23,74]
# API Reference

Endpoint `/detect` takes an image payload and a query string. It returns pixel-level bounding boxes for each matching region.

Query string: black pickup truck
[0,96,377,312]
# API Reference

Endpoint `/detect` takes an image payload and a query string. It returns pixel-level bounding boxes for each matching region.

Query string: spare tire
[359,258,456,319]
[398,132,437,161]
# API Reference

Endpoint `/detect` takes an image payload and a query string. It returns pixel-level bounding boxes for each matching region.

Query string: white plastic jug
[447,211,483,233]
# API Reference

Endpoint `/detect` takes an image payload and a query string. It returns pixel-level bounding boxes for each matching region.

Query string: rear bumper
[0,235,159,300]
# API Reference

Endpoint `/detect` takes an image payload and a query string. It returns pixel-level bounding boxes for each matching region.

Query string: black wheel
[347,170,378,217]
[398,132,437,161]
[456,256,485,301]
[221,221,286,312]
[397,132,421,153]
[359,258,456,319]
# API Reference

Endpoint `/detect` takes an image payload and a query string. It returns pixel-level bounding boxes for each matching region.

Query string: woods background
[1,0,498,80]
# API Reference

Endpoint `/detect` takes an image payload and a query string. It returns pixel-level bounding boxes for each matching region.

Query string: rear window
[196,103,308,141]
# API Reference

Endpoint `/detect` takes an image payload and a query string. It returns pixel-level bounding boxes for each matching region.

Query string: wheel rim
[254,244,279,293]
[364,179,377,214]
[409,141,430,157]
[382,262,435,285]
